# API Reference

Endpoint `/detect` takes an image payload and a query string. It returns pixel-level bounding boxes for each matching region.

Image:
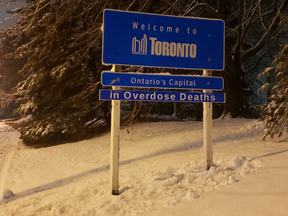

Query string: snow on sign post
[102,9,225,195]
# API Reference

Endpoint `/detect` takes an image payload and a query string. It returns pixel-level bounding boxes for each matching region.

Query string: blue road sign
[100,90,225,103]
[101,71,224,90]
[102,9,225,70]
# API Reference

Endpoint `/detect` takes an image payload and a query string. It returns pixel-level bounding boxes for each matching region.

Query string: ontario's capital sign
[102,9,225,70]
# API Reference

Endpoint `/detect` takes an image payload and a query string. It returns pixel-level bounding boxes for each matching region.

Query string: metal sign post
[101,9,225,194]
[110,65,121,195]
[203,70,213,170]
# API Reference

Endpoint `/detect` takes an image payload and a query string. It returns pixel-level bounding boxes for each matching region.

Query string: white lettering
[211,95,215,101]
[113,92,119,99]
[177,43,184,57]
[163,42,169,56]
[167,27,172,32]
[190,44,197,58]
[146,93,150,99]
[149,39,197,58]
[155,41,162,56]
[133,93,139,99]
[124,92,131,99]
[170,42,176,57]
[184,44,189,57]
[149,37,157,55]
[164,94,169,100]
[133,22,181,34]
[132,22,138,29]
[131,77,136,84]
[180,93,186,100]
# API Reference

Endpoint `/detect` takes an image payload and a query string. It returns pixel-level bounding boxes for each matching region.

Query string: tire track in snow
[0,122,19,199]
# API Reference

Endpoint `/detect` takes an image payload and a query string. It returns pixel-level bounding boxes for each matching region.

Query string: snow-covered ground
[0,117,288,215]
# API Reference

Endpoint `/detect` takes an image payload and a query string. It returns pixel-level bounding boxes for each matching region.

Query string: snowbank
[0,118,288,216]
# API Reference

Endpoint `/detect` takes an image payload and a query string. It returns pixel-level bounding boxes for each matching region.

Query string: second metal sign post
[102,9,225,195]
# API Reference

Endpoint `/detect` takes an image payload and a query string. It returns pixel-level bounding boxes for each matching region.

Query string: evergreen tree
[0,13,25,118]
[1,0,287,144]
[2,0,110,144]
[258,15,288,139]
[1,0,180,144]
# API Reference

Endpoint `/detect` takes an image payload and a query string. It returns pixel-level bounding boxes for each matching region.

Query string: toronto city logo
[131,22,197,58]
[132,34,147,55]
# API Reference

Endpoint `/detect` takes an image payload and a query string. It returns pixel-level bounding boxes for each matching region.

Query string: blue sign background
[103,9,224,70]
[101,72,223,90]
[100,90,225,103]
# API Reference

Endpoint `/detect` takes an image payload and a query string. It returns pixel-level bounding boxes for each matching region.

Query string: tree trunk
[222,39,241,118]
[173,102,177,116]
[217,0,224,19]
[195,104,203,121]
[103,101,111,126]
[217,0,240,117]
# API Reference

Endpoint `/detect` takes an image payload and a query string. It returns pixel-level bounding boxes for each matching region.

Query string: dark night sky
[0,1,22,29]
